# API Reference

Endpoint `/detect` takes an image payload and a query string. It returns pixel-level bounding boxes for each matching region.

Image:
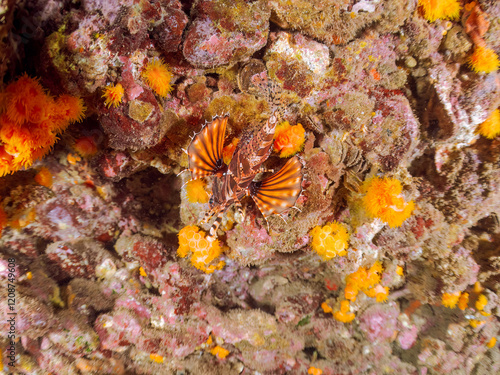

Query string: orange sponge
[177,225,224,273]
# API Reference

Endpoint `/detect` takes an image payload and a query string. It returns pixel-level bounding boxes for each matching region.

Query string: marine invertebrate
[177,225,225,273]
[418,0,461,22]
[142,59,173,97]
[210,346,229,359]
[34,167,53,188]
[468,46,499,73]
[442,291,460,308]
[345,262,384,301]
[185,179,209,203]
[361,176,414,228]
[308,366,323,375]
[309,221,350,260]
[73,136,98,157]
[475,294,487,311]
[365,284,390,302]
[458,292,469,310]
[102,83,124,108]
[273,121,306,158]
[0,74,85,176]
[333,300,356,323]
[477,109,500,139]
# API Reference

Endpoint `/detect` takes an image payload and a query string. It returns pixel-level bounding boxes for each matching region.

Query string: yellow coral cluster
[468,46,499,74]
[418,0,461,22]
[0,74,85,176]
[185,179,209,203]
[442,291,461,308]
[273,121,305,158]
[142,59,173,97]
[177,225,225,273]
[477,109,500,139]
[362,177,414,228]
[345,261,389,302]
[310,221,350,261]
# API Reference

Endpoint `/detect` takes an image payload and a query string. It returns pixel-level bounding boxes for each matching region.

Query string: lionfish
[187,76,304,240]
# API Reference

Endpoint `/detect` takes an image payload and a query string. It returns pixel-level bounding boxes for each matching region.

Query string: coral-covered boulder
[151,5,188,53]
[183,0,270,68]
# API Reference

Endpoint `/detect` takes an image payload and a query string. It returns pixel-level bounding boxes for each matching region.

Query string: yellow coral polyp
[333,300,355,323]
[310,221,350,261]
[102,83,124,108]
[177,225,224,273]
[442,291,461,308]
[185,179,209,203]
[142,59,173,97]
[475,294,488,311]
[458,292,469,310]
[468,46,499,74]
[273,121,306,158]
[362,177,414,228]
[418,0,461,22]
[34,167,53,188]
[0,74,85,176]
[345,261,385,301]
[210,345,229,359]
[308,367,323,375]
[477,109,500,139]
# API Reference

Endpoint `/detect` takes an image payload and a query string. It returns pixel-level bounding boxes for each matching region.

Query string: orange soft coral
[477,109,500,139]
[273,121,306,158]
[102,83,124,108]
[142,59,173,97]
[177,225,224,273]
[418,0,461,22]
[310,221,350,260]
[468,46,499,73]
[0,75,85,176]
[73,136,98,157]
[362,176,414,228]
[185,179,209,203]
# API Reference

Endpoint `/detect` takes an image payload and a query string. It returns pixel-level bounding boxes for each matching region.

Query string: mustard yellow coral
[345,262,385,301]
[333,300,355,323]
[177,225,224,273]
[362,177,414,228]
[418,0,461,22]
[310,221,349,261]
[442,291,461,308]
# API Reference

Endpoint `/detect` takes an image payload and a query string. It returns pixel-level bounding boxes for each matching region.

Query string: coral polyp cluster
[361,176,414,228]
[102,83,124,108]
[142,59,173,97]
[177,225,224,273]
[345,262,387,302]
[0,74,84,176]
[468,46,500,73]
[185,179,209,203]
[273,121,306,158]
[418,0,461,22]
[477,109,500,139]
[309,221,350,260]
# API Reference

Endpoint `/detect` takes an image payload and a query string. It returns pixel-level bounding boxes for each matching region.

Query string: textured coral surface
[1,0,500,374]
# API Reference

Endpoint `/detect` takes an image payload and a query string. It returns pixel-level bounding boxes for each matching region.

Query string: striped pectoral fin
[249,156,304,218]
[188,115,228,180]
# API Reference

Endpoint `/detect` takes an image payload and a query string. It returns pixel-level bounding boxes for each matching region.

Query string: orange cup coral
[142,59,173,97]
[102,83,124,108]
[362,176,414,228]
[273,121,305,158]
[177,225,225,273]
[468,46,499,74]
[477,109,500,139]
[0,74,85,176]
[418,0,461,22]
[185,179,209,204]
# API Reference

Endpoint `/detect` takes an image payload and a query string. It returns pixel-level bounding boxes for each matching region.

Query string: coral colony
[2,0,500,374]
